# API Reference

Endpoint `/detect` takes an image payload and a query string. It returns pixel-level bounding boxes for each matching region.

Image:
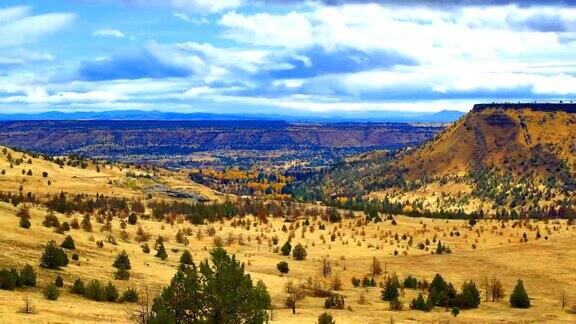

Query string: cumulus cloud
[93,29,125,38]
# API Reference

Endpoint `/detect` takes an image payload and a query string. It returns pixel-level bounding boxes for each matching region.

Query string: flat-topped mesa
[473,103,576,113]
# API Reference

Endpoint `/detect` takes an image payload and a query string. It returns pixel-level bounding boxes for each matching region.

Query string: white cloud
[173,12,208,25]
[93,29,125,38]
[120,0,243,13]
[0,7,74,47]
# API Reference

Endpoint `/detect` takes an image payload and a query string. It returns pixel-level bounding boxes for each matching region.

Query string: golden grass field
[0,146,575,323]
[0,199,574,323]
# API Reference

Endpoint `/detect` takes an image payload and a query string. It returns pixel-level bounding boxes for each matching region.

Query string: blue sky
[1,0,576,115]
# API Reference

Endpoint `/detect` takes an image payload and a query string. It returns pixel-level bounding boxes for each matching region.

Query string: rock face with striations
[394,103,576,184]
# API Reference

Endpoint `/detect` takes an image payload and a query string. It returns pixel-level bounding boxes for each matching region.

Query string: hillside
[0,146,219,202]
[290,104,576,215]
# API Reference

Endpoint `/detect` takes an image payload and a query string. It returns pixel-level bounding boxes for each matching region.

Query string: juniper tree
[292,243,307,260]
[40,240,69,269]
[381,276,400,301]
[180,250,193,265]
[280,241,291,256]
[71,278,85,295]
[61,235,75,250]
[113,250,131,280]
[510,279,530,308]
[43,283,59,300]
[20,264,36,287]
[148,247,271,323]
[155,241,168,260]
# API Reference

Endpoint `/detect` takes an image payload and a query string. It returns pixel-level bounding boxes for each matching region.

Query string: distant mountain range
[0,109,465,123]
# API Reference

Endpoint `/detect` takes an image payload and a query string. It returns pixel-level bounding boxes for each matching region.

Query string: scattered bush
[410,293,432,311]
[292,243,307,260]
[389,297,404,310]
[84,280,106,301]
[403,275,418,289]
[104,281,119,302]
[324,294,345,309]
[381,277,400,301]
[122,288,139,303]
[19,217,31,229]
[155,241,168,260]
[456,281,481,309]
[55,274,64,288]
[42,212,60,228]
[43,283,59,300]
[277,261,289,274]
[71,278,85,295]
[317,312,335,324]
[128,213,138,225]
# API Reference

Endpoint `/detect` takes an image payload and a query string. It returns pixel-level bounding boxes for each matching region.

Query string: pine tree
[104,281,119,302]
[381,277,400,301]
[510,279,530,308]
[20,264,36,287]
[71,278,85,295]
[113,250,131,280]
[149,247,271,323]
[456,281,481,309]
[155,241,168,260]
[280,241,291,256]
[61,235,75,250]
[292,243,307,260]
[180,250,193,265]
[40,240,69,269]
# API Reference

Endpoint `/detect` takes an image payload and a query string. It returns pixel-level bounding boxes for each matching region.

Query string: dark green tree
[280,241,291,256]
[40,240,69,269]
[180,250,193,265]
[55,274,64,288]
[148,247,271,323]
[292,243,307,260]
[113,250,131,280]
[381,276,400,301]
[20,264,36,287]
[509,279,530,308]
[43,283,59,300]
[71,278,85,295]
[19,217,31,229]
[456,281,481,309]
[317,312,335,324]
[61,235,75,250]
[155,241,168,260]
[276,261,289,274]
[105,281,119,302]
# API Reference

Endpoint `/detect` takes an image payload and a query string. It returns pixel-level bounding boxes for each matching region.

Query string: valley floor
[0,202,575,323]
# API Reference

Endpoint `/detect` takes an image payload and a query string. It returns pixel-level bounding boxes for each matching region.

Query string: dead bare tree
[125,287,154,324]
[560,290,568,309]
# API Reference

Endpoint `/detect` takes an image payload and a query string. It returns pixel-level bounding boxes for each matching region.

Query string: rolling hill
[290,103,576,216]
